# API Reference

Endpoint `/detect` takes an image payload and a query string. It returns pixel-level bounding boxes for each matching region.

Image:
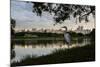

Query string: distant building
[31,28,37,32]
[15,28,64,34]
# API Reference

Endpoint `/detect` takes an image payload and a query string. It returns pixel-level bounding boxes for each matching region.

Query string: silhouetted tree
[29,2,95,24]
[11,18,16,35]
[90,28,95,40]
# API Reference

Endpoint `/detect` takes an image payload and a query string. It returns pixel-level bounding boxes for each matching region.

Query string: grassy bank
[11,43,95,67]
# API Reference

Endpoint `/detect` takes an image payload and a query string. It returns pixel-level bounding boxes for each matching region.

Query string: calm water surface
[11,38,91,63]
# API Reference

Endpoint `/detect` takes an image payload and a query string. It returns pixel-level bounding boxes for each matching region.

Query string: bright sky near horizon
[11,0,95,31]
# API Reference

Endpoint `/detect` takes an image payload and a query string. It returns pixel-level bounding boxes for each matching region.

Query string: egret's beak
[61,26,66,28]
[61,26,67,31]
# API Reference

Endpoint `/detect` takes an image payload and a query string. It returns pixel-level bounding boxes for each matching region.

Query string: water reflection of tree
[13,40,64,45]
[77,37,84,43]
[11,41,15,59]
[85,28,95,44]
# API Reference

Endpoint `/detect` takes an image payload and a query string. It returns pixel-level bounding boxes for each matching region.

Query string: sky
[11,0,95,31]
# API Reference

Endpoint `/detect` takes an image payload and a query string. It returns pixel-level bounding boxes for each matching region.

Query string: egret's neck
[64,29,68,33]
[64,31,68,35]
[65,28,67,32]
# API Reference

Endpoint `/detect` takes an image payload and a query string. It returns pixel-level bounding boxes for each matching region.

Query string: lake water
[11,38,91,63]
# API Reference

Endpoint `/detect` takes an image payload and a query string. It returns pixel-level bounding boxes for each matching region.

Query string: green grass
[11,43,95,67]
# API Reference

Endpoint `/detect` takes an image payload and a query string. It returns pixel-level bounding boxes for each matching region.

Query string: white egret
[62,26,71,49]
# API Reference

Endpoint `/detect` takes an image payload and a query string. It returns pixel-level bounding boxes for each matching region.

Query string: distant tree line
[14,28,95,38]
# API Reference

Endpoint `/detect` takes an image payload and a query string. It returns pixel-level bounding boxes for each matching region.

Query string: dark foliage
[11,18,16,35]
[15,32,63,37]
[29,2,95,24]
